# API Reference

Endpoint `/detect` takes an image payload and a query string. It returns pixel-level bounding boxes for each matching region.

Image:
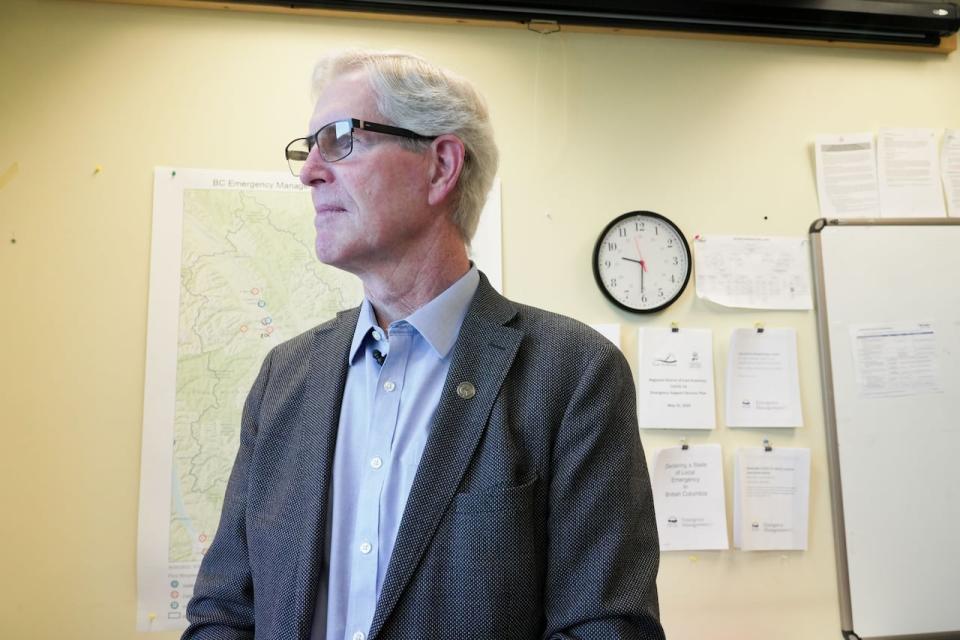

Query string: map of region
[169,187,362,563]
[137,168,496,630]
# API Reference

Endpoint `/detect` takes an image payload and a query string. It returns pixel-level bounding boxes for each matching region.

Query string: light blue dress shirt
[311,266,480,640]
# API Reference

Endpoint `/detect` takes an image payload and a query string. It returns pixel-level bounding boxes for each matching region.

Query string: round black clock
[592,211,692,313]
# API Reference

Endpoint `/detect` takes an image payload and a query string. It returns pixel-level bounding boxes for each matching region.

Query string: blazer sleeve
[181,350,274,640]
[543,341,666,640]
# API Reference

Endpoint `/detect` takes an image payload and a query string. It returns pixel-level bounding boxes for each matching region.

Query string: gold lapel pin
[456,382,476,399]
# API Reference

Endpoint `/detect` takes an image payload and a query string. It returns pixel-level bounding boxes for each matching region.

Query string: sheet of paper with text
[734,447,810,551]
[814,132,880,218]
[693,235,812,310]
[651,444,729,551]
[725,328,803,428]
[637,328,716,429]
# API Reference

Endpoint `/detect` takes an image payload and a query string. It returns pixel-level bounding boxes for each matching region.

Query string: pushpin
[688,555,699,563]
[755,322,765,334]
[671,321,679,333]
[694,233,702,241]
[171,169,177,177]
[93,165,103,175]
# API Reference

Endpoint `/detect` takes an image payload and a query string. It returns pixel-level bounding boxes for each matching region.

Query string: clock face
[593,211,692,313]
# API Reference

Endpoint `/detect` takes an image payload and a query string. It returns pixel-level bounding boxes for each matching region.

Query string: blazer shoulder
[509,301,618,357]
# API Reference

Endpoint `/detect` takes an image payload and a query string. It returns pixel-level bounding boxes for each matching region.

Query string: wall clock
[592,211,692,313]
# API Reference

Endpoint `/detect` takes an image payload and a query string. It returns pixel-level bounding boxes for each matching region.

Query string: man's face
[300,71,435,274]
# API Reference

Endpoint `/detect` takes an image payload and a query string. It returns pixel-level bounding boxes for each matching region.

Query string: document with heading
[651,444,729,551]
[878,128,946,217]
[941,129,960,217]
[734,447,810,551]
[693,235,812,310]
[725,328,803,428]
[850,321,943,398]
[636,328,716,429]
[814,133,880,218]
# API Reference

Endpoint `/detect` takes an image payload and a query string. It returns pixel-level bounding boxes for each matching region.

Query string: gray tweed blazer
[183,273,665,640]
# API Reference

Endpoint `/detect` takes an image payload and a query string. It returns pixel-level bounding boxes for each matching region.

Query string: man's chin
[314,242,355,273]
[314,245,341,267]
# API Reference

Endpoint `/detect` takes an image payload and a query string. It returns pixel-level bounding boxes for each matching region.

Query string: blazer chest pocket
[451,473,543,638]
[454,473,538,515]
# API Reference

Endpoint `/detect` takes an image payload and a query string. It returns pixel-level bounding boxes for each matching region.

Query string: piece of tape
[0,162,19,190]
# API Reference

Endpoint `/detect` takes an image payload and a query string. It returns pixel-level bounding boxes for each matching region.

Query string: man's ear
[426,134,466,207]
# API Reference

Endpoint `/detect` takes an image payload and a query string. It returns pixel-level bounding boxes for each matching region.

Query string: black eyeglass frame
[285,118,435,175]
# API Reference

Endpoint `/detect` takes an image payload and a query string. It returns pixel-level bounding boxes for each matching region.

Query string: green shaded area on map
[169,188,362,563]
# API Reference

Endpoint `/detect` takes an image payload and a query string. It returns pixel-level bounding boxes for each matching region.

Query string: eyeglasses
[285,118,434,176]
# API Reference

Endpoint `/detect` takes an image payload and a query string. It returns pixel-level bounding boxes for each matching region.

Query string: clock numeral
[641,295,648,304]
[667,238,674,247]
[635,222,645,231]
[609,278,617,288]
[607,242,618,251]
[671,274,676,283]
[618,227,627,237]
[604,260,611,268]
[658,288,664,298]
[673,257,679,265]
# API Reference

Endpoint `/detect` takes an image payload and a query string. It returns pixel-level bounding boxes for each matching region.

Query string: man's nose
[299,145,332,187]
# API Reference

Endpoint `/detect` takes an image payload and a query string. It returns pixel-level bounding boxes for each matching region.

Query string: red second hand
[634,237,648,272]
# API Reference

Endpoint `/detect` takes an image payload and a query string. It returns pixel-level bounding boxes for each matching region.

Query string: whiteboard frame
[810,217,960,640]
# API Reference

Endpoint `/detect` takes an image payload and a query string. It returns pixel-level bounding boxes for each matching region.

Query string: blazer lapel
[368,278,521,639]
[291,307,359,639]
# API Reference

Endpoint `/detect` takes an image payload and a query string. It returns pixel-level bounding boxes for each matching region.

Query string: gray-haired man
[184,50,665,640]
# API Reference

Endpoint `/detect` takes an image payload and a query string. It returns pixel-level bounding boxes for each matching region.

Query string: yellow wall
[2,0,958,638]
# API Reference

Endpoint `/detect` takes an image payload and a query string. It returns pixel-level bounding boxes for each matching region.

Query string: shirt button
[359,541,373,554]
[353,632,365,640]
[370,456,383,470]
[383,380,396,392]
[372,329,383,341]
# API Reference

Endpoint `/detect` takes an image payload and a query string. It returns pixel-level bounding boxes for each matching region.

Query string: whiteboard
[810,219,960,640]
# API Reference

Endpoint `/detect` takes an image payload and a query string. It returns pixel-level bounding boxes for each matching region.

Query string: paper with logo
[693,235,812,310]
[637,328,716,429]
[651,444,729,551]
[725,328,803,428]
[733,447,810,551]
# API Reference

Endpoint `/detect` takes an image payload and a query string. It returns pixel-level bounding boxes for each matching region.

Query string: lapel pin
[456,382,476,399]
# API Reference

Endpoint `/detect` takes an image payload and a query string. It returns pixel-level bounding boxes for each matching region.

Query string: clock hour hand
[621,257,648,270]
[621,257,647,292]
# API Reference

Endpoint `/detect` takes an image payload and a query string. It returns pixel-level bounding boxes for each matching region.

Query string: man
[184,50,665,640]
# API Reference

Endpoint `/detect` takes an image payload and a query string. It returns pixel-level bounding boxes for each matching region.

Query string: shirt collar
[348,298,381,364]
[347,265,480,363]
